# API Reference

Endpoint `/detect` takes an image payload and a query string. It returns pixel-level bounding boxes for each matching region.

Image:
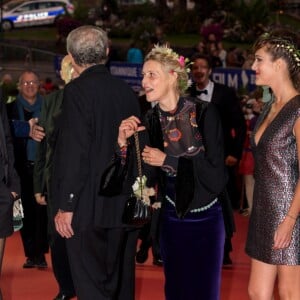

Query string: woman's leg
[277,265,300,299]
[248,258,277,300]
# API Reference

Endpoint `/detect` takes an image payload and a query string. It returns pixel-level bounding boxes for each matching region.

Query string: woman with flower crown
[118,45,228,299]
[245,31,300,299]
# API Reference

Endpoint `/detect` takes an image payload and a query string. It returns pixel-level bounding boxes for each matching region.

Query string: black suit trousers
[66,227,139,300]
[19,163,48,259]
[50,233,75,295]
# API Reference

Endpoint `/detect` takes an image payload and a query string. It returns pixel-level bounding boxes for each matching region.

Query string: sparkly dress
[246,96,300,265]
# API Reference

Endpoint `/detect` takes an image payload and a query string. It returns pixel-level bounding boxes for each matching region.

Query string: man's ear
[68,53,75,66]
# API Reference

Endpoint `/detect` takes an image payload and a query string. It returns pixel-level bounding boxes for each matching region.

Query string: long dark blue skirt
[160,201,225,300]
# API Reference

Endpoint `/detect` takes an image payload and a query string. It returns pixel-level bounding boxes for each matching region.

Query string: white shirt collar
[195,80,214,102]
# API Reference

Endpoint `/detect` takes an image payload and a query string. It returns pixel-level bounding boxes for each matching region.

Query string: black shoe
[223,254,233,268]
[153,257,163,266]
[23,258,35,268]
[136,248,149,264]
[35,255,48,269]
[53,292,75,300]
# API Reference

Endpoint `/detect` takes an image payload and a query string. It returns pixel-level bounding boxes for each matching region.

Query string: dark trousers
[19,163,48,259]
[50,234,75,296]
[226,165,241,210]
[66,227,139,300]
[138,207,161,258]
[160,201,225,300]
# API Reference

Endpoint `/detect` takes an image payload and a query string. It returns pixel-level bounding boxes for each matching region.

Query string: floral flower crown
[150,45,192,92]
[177,54,193,92]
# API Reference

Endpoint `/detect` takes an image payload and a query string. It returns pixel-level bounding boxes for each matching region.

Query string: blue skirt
[160,201,225,300]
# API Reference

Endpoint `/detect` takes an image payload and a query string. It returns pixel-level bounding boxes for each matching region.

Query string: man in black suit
[52,25,140,299]
[188,53,246,266]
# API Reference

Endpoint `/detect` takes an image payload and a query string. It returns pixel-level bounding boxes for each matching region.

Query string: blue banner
[109,62,257,93]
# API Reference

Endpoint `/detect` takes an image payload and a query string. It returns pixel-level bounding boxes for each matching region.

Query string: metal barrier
[0,42,59,81]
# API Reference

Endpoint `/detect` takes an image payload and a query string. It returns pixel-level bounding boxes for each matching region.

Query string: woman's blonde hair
[144,45,190,95]
[60,55,73,84]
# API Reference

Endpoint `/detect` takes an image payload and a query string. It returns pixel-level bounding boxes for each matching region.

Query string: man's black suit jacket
[0,89,20,238]
[52,65,140,231]
[189,82,246,160]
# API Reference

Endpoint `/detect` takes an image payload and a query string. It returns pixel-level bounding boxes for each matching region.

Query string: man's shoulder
[213,81,232,92]
[212,82,237,101]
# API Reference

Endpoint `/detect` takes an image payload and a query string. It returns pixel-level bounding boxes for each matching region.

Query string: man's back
[52,64,140,230]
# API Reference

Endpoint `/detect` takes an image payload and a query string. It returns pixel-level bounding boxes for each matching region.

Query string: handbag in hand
[13,197,24,232]
[122,132,153,226]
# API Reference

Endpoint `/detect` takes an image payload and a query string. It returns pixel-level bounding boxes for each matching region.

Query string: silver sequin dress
[245,96,300,265]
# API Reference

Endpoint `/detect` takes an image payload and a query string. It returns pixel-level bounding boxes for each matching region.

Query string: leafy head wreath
[145,45,192,94]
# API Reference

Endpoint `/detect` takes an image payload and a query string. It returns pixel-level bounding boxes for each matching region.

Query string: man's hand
[225,155,238,167]
[29,118,45,142]
[34,193,47,205]
[54,210,74,238]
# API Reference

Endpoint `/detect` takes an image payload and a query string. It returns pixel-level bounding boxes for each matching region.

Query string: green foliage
[165,10,201,34]
[72,1,90,22]
[120,3,162,23]
[224,0,270,42]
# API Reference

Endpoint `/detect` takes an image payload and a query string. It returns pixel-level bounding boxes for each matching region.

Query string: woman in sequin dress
[118,46,230,300]
[245,32,300,299]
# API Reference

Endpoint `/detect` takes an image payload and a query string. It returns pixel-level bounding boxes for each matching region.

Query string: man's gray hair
[66,25,109,67]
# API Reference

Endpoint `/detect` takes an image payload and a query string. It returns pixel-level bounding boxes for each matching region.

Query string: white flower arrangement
[132,175,156,205]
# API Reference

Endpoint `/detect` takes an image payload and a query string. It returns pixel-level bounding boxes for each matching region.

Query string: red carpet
[1,212,250,300]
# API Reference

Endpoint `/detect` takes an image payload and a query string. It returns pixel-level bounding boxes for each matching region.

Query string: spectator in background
[0,89,20,300]
[226,47,245,68]
[242,50,255,69]
[33,55,77,300]
[41,77,57,95]
[127,41,143,64]
[188,53,246,267]
[238,97,259,216]
[217,41,227,67]
[0,74,18,103]
[154,25,169,46]
[6,70,49,270]
[207,42,223,68]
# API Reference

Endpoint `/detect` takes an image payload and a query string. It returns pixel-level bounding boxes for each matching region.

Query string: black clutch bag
[122,194,152,226]
[122,132,152,226]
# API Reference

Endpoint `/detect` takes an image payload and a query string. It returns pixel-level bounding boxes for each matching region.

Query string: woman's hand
[142,145,166,167]
[273,217,295,249]
[118,116,145,147]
